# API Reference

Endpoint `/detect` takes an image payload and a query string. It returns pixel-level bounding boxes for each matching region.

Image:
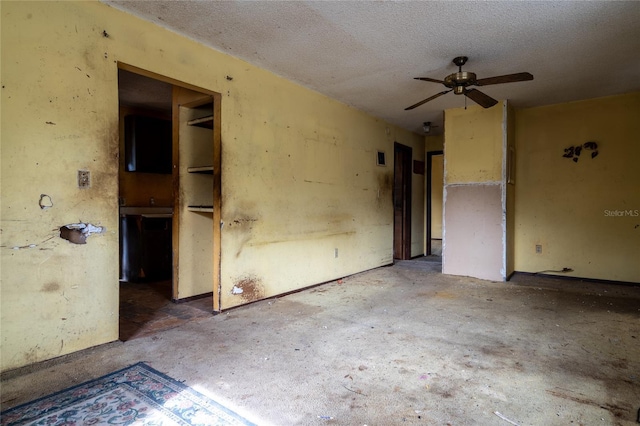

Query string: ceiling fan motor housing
[405,56,532,110]
[445,71,477,95]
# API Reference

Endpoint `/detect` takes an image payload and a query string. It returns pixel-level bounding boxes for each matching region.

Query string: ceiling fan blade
[414,77,445,84]
[464,89,498,108]
[475,72,533,86]
[404,90,451,110]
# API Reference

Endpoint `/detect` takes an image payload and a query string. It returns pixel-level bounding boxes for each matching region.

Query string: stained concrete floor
[2,261,639,425]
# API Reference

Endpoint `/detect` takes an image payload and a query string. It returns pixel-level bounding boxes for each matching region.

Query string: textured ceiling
[107,1,640,135]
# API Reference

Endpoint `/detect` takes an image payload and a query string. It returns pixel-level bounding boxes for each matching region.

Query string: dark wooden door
[426,151,443,256]
[393,143,412,260]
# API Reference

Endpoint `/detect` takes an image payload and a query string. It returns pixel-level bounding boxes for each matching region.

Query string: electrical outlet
[78,170,90,188]
[535,244,542,254]
[334,248,339,258]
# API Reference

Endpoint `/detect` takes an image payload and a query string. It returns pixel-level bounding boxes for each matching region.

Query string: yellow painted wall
[1,1,120,371]
[0,1,423,371]
[431,155,444,240]
[445,105,504,184]
[221,113,423,306]
[426,134,444,152]
[514,93,640,282]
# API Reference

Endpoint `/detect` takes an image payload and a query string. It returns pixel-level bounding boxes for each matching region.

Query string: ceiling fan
[405,56,533,110]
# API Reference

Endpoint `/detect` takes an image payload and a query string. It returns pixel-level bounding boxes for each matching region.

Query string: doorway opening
[426,151,444,257]
[117,66,221,341]
[393,142,412,260]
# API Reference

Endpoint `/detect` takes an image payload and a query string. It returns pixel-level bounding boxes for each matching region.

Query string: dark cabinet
[120,215,172,282]
[124,115,172,174]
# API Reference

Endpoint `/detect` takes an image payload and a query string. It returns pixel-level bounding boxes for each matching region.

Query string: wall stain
[235,234,252,258]
[41,282,60,293]
[226,214,258,258]
[233,276,265,303]
[376,172,393,209]
[24,345,42,364]
[99,116,121,181]
[250,230,356,247]
[229,217,258,228]
[377,172,393,196]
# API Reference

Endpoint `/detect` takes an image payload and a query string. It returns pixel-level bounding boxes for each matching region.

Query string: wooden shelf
[187,206,214,213]
[187,115,214,129]
[187,166,214,174]
[184,103,214,213]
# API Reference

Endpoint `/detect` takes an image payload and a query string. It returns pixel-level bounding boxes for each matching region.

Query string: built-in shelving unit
[182,99,214,212]
[174,91,217,302]
[172,86,221,310]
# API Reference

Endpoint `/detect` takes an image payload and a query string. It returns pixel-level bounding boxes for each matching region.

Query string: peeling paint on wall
[59,223,105,244]
[39,194,53,210]
[1,0,424,372]
[9,235,56,250]
[12,244,37,250]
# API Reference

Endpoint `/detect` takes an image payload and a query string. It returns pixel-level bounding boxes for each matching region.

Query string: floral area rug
[1,362,256,426]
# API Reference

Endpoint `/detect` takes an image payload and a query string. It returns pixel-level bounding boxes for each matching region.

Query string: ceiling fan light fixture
[423,122,431,133]
[405,57,533,111]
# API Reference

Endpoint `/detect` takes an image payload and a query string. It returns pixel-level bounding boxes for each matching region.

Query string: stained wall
[0,1,423,371]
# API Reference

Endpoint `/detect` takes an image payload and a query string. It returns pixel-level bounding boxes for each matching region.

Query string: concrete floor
[2,261,639,425]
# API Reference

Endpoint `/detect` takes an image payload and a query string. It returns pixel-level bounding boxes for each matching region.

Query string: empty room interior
[1,1,639,425]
